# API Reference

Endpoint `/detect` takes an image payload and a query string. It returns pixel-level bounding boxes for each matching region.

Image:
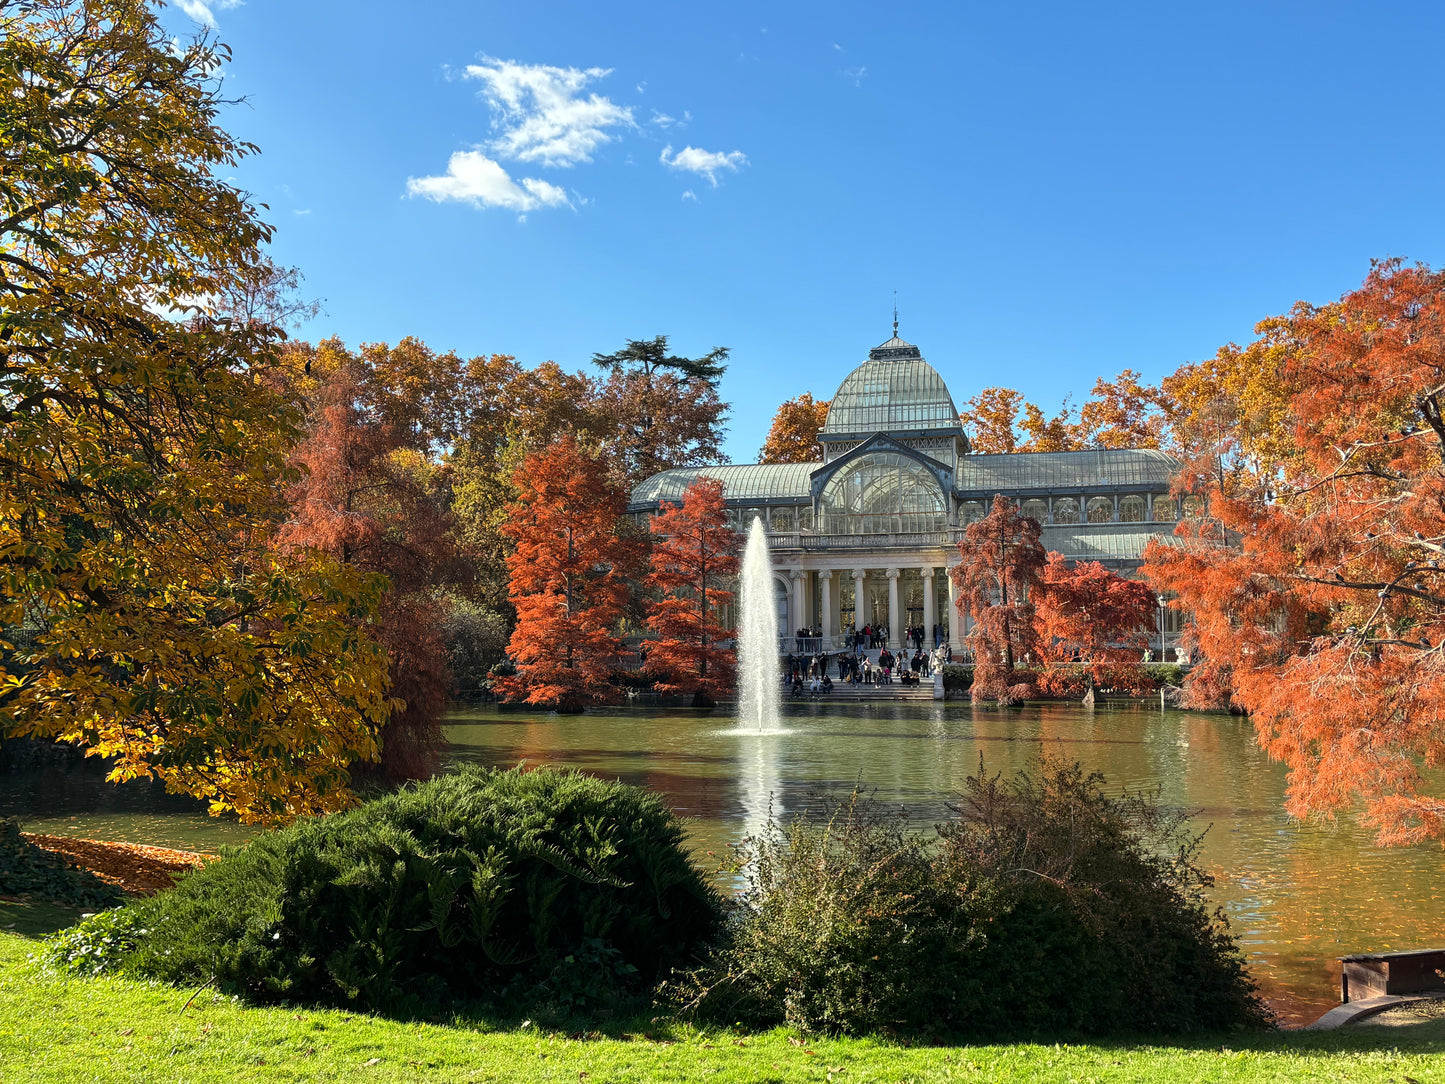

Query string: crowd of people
[783,641,954,698]
[842,624,945,650]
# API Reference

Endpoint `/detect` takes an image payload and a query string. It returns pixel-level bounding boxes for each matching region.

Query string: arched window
[1183,495,1205,519]
[770,506,795,532]
[1152,497,1177,522]
[1087,497,1114,523]
[818,453,947,535]
[1119,495,1146,523]
[724,507,740,530]
[1020,499,1049,523]
[1052,498,1080,524]
[959,501,985,524]
[798,506,814,531]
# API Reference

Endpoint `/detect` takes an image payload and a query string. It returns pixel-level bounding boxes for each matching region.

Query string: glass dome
[822,338,963,436]
[819,452,947,535]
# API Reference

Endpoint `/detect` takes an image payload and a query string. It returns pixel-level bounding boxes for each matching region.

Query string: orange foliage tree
[276,344,458,781]
[960,387,1025,453]
[1145,259,1445,845]
[1036,554,1157,696]
[951,495,1046,702]
[759,393,830,463]
[642,478,738,706]
[963,373,1171,454]
[1075,369,1172,450]
[500,437,633,712]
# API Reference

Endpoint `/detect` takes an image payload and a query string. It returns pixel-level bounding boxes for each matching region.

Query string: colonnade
[784,564,965,651]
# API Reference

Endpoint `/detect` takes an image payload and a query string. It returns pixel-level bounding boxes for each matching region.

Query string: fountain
[736,516,781,732]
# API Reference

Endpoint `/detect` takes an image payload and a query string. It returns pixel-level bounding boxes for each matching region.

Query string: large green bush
[48,766,720,1016]
[676,761,1269,1039]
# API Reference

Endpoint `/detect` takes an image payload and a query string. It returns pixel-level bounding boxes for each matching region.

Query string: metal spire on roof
[893,291,899,339]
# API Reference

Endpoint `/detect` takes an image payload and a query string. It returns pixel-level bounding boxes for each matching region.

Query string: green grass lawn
[1,932,1442,1083]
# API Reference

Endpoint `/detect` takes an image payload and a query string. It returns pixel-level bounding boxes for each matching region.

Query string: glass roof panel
[956,449,1179,492]
[822,339,963,436]
[629,463,817,507]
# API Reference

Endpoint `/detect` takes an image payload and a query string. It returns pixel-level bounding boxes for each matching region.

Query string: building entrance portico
[775,562,958,652]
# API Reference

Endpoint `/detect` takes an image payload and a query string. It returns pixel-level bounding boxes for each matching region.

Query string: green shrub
[664,792,982,1035]
[0,819,122,908]
[47,766,721,1017]
[438,594,510,696]
[1143,662,1185,687]
[940,664,973,690]
[42,906,147,976]
[677,761,1269,1039]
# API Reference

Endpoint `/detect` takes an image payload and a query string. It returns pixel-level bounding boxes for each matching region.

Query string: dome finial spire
[892,290,899,339]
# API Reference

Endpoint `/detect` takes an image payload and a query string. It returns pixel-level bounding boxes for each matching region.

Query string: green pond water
[3,700,1440,1026]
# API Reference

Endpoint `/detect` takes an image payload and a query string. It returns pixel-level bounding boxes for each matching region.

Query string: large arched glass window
[770,506,795,532]
[1053,498,1080,525]
[1087,497,1114,524]
[819,453,947,535]
[1020,499,1049,523]
[1119,495,1146,523]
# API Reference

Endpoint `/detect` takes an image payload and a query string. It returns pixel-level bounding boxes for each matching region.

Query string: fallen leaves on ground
[22,835,211,895]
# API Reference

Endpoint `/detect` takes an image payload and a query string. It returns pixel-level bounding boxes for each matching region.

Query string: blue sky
[166,1,1445,462]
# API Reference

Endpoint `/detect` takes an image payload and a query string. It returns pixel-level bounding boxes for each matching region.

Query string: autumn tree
[592,335,729,486]
[1075,369,1172,450]
[500,437,633,712]
[1036,555,1157,696]
[0,1,392,823]
[640,478,738,706]
[759,393,829,463]
[449,356,597,613]
[960,387,1025,454]
[1145,259,1445,845]
[950,495,1046,702]
[963,373,1172,455]
[1019,400,1081,452]
[276,343,461,782]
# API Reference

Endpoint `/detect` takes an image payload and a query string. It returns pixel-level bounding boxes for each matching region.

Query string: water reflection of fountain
[736,517,782,733]
[737,732,783,846]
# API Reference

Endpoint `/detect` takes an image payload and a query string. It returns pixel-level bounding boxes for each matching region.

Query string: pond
[3,700,1440,1027]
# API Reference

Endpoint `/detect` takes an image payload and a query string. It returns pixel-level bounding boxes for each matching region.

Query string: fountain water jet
[736,516,781,732]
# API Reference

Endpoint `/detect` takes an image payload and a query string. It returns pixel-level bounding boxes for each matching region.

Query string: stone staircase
[785,676,940,702]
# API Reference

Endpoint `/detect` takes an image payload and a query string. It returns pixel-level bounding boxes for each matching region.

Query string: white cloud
[659,144,747,186]
[462,57,633,167]
[176,0,241,28]
[406,150,570,214]
[650,109,692,129]
[293,208,311,216]
[841,66,867,87]
[681,189,697,202]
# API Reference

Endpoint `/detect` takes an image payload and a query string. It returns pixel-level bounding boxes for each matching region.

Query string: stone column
[789,569,806,637]
[947,565,965,650]
[851,568,867,635]
[921,567,936,645]
[819,570,834,642]
[886,567,901,649]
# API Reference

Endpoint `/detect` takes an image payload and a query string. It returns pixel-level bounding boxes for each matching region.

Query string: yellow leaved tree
[0,0,393,823]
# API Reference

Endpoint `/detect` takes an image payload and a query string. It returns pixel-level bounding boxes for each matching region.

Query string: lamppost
[1157,594,1167,662]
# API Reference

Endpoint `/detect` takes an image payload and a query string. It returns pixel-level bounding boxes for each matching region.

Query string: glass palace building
[629,333,1183,652]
